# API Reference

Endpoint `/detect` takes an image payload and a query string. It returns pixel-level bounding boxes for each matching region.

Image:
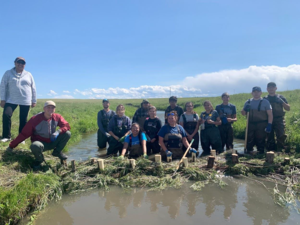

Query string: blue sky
[1,0,300,99]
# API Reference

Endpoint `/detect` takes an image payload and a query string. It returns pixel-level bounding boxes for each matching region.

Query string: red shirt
[10,112,70,148]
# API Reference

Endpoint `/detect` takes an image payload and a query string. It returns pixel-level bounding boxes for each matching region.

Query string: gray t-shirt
[243,98,272,111]
[179,113,199,123]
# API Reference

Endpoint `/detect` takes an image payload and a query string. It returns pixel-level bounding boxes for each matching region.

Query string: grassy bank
[0,90,300,224]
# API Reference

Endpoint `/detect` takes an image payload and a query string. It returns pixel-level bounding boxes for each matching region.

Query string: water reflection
[32,178,297,225]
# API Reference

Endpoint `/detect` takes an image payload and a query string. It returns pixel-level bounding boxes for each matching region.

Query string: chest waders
[128,133,143,158]
[246,99,268,153]
[218,107,234,150]
[137,115,148,132]
[162,125,183,159]
[265,95,287,151]
[182,114,199,149]
[107,117,128,155]
[101,110,114,131]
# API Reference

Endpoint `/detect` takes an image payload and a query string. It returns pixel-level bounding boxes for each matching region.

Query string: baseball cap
[44,100,56,107]
[103,99,109,103]
[14,57,26,63]
[142,99,149,103]
[267,82,276,87]
[252,86,262,92]
[169,96,177,102]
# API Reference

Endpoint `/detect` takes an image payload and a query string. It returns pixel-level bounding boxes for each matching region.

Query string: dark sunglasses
[167,113,175,116]
[16,60,26,65]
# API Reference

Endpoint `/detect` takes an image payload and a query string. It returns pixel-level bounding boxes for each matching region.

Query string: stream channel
[24,111,300,224]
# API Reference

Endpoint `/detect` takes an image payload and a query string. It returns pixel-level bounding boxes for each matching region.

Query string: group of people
[97,83,290,160]
[1,57,290,170]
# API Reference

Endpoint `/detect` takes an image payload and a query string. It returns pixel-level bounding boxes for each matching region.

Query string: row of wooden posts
[68,150,290,172]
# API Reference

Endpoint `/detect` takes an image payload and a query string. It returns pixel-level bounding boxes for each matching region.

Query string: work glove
[51,130,61,142]
[189,148,197,154]
[118,136,126,143]
[5,146,13,154]
[244,104,251,112]
[143,154,148,159]
[105,132,111,138]
[166,150,173,157]
[118,155,124,160]
[275,96,284,104]
[265,123,272,133]
[221,116,228,125]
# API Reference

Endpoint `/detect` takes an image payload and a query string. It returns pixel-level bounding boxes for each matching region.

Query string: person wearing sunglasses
[158,111,197,160]
[179,102,200,154]
[200,100,222,155]
[0,57,37,143]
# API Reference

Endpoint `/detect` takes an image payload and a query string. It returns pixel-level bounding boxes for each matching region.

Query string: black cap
[102,99,109,103]
[221,92,230,97]
[252,86,262,92]
[142,99,149,104]
[169,96,177,102]
[267,82,276,87]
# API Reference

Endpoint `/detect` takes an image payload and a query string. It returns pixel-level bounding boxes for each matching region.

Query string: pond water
[25,111,300,225]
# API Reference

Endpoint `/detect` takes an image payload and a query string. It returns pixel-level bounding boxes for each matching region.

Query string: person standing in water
[107,104,132,155]
[199,101,222,155]
[144,106,162,155]
[215,93,237,151]
[179,102,200,153]
[164,96,183,124]
[97,99,115,150]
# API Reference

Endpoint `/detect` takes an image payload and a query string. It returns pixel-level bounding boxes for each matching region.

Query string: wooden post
[71,160,75,172]
[191,153,196,162]
[211,150,216,157]
[207,156,215,168]
[130,159,136,169]
[97,159,105,170]
[167,156,172,163]
[91,158,95,165]
[155,155,161,163]
[182,157,188,167]
[284,157,290,165]
[232,154,239,164]
[266,151,274,164]
[61,159,67,168]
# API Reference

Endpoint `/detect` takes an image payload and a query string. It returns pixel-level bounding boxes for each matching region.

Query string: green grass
[0,90,300,224]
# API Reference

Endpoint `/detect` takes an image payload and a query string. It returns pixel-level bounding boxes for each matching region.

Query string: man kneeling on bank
[6,101,71,170]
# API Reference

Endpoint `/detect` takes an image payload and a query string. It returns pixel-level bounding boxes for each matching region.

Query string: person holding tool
[97,99,115,150]
[199,100,222,156]
[215,93,237,151]
[264,82,290,151]
[242,86,273,154]
[107,104,132,155]
[158,111,197,160]
[6,101,71,171]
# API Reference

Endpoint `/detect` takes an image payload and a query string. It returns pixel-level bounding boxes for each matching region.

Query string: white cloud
[47,90,57,96]
[63,90,70,93]
[72,64,300,99]
[54,95,74,99]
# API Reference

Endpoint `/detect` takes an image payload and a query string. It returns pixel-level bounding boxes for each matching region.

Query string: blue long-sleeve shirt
[97,109,115,134]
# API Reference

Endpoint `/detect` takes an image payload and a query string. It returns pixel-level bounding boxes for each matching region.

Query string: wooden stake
[244,112,250,154]
[71,160,75,172]
[191,152,196,162]
[211,150,216,157]
[232,154,239,164]
[207,156,215,168]
[167,156,172,162]
[266,151,275,164]
[130,159,136,169]
[183,157,188,167]
[97,159,105,170]
[155,155,161,163]
[284,157,290,165]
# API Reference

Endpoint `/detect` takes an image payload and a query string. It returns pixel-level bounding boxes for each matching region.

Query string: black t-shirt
[266,94,288,104]
[144,117,162,139]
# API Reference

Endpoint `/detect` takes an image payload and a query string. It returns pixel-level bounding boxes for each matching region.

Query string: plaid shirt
[132,108,149,123]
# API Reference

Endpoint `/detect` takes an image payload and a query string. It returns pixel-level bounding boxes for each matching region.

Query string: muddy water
[32,178,299,225]
[66,111,244,161]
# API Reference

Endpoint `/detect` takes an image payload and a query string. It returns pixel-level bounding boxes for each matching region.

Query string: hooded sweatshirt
[0,68,37,105]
